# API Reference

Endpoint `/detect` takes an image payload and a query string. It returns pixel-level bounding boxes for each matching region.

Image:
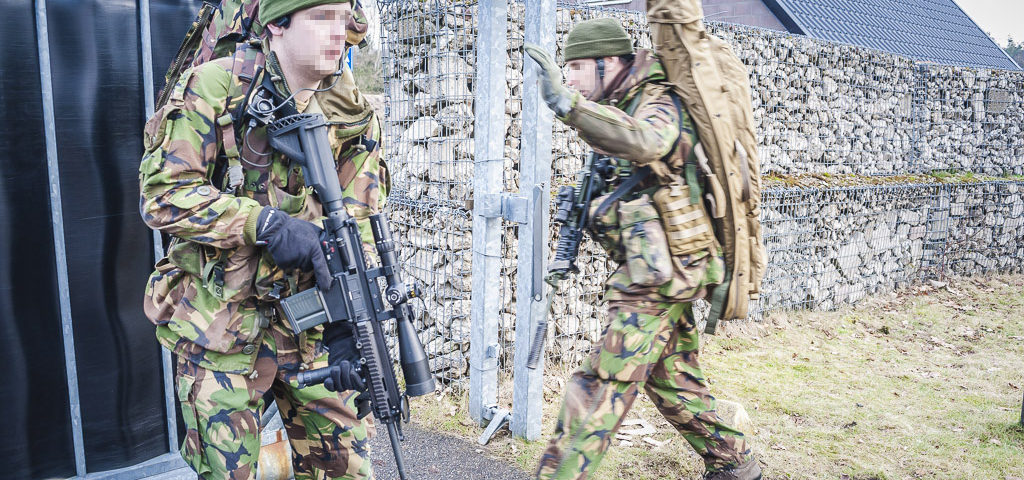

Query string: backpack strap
[155,2,218,111]
[592,166,652,221]
[215,42,265,194]
[665,92,704,206]
[666,91,730,335]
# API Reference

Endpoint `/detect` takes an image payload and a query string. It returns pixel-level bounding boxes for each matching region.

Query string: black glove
[323,325,371,418]
[324,360,371,419]
[254,206,332,289]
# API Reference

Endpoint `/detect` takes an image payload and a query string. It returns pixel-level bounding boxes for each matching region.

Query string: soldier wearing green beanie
[525,17,762,480]
[140,1,384,478]
[259,0,355,27]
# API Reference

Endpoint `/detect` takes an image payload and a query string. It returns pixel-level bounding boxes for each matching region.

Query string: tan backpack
[647,0,766,331]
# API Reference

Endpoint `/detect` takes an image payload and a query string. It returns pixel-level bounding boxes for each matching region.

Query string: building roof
[762,0,1021,70]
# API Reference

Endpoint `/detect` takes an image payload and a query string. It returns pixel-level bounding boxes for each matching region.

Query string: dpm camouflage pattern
[534,302,750,479]
[175,320,374,479]
[140,45,386,374]
[562,49,725,305]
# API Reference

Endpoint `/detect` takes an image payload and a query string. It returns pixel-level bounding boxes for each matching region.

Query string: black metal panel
[148,0,207,444]
[0,1,76,478]
[150,0,209,102]
[45,0,166,471]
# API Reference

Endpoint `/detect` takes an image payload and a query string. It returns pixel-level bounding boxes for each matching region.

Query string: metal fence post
[138,0,179,455]
[512,0,556,441]
[35,0,86,475]
[469,0,508,425]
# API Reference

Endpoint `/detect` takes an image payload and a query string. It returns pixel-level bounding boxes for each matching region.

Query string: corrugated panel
[766,0,1021,70]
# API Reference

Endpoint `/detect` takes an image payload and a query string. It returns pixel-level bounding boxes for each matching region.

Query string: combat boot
[703,458,762,480]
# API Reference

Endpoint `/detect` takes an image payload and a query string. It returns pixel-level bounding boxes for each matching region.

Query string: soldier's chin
[315,63,341,78]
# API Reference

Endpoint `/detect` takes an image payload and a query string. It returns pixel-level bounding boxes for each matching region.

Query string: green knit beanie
[564,18,634,62]
[259,0,355,26]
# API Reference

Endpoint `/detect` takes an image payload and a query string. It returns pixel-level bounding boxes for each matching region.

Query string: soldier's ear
[265,16,291,37]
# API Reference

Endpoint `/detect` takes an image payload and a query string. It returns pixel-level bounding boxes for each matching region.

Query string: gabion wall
[378,0,1024,379]
[944,181,1024,275]
[379,0,479,382]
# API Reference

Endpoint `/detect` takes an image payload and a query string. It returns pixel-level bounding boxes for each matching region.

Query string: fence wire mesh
[376,0,1024,386]
[379,0,480,385]
[920,67,1024,176]
[755,184,946,313]
[944,181,1024,275]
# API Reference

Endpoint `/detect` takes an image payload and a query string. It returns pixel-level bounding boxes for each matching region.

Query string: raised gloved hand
[254,206,332,289]
[524,42,574,117]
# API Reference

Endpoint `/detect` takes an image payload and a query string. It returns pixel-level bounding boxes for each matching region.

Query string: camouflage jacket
[139,47,387,374]
[561,49,724,304]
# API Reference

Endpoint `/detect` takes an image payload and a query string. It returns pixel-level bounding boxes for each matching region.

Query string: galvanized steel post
[138,0,179,456]
[512,0,557,440]
[469,0,508,425]
[35,0,86,475]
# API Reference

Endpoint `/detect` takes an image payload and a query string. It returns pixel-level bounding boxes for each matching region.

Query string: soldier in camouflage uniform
[139,1,386,478]
[525,18,762,480]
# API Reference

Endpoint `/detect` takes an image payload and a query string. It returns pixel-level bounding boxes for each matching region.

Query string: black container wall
[148,0,207,446]
[44,0,167,471]
[0,0,76,478]
[151,0,209,96]
[1,0,219,475]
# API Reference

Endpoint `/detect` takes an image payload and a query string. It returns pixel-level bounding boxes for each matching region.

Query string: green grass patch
[410,275,1024,479]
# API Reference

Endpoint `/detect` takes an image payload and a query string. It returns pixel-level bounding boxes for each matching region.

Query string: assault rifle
[266,113,435,480]
[526,152,615,369]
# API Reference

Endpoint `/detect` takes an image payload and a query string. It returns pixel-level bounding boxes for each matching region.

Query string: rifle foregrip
[296,367,332,388]
[526,319,548,369]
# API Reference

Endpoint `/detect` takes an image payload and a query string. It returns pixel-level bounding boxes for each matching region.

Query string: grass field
[407,275,1024,479]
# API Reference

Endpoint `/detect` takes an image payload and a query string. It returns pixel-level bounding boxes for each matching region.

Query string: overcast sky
[953,0,1024,47]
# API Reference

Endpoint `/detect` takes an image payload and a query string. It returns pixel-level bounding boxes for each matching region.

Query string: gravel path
[368,422,530,480]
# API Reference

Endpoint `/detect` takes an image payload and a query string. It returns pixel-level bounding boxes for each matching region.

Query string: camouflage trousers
[535,301,750,479]
[174,320,374,479]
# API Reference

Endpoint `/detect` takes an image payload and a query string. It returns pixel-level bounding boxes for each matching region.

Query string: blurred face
[565,56,628,99]
[566,58,598,97]
[267,4,351,80]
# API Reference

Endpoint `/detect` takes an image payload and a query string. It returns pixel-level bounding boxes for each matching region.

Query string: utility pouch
[587,193,623,261]
[654,178,716,256]
[619,194,673,286]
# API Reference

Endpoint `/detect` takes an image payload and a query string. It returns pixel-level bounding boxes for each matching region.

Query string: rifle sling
[593,166,651,220]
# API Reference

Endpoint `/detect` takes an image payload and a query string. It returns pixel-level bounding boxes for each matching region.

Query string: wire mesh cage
[755,184,947,313]
[375,0,1024,387]
[378,0,480,385]
[943,181,1024,275]
[919,67,1024,176]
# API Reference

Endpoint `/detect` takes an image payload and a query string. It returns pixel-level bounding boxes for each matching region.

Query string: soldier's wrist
[243,207,265,245]
[555,91,581,122]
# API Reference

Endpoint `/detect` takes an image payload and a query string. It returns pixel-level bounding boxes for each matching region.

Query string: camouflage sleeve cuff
[244,206,264,245]
[556,91,582,123]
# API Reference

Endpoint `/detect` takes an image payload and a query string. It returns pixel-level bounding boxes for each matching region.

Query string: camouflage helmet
[259,0,355,26]
[564,18,634,62]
